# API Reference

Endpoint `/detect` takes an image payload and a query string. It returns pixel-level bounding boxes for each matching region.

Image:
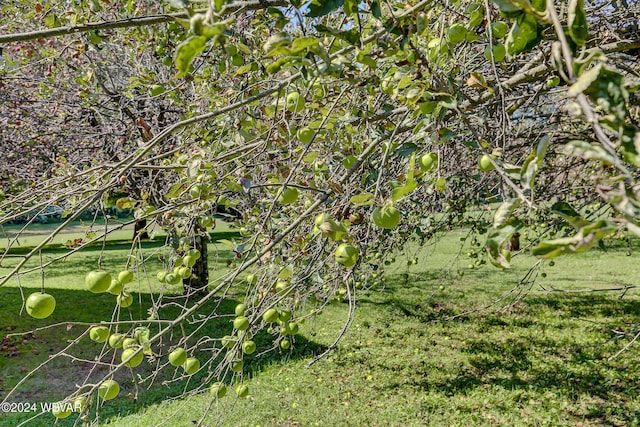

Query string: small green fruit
[263,308,279,323]
[118,270,133,284]
[278,187,299,204]
[233,316,250,331]
[89,326,110,343]
[231,359,244,372]
[85,271,112,293]
[296,127,314,143]
[169,347,187,367]
[73,396,89,413]
[107,279,123,295]
[235,303,246,317]
[117,292,133,308]
[479,154,495,172]
[286,91,306,113]
[121,348,144,368]
[122,338,138,349]
[335,243,359,267]
[52,402,72,418]
[108,333,125,349]
[242,340,256,355]
[371,205,400,229]
[98,379,119,401]
[419,152,438,171]
[235,384,249,398]
[183,357,200,375]
[210,382,227,398]
[25,292,56,319]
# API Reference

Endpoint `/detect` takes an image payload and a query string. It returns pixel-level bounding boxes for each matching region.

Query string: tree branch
[0,0,289,44]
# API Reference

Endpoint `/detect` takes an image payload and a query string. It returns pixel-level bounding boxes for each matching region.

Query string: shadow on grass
[0,286,327,427]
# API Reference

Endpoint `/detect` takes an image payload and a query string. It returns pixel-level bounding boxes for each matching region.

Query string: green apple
[231,359,244,372]
[169,347,187,367]
[479,154,495,172]
[121,348,143,368]
[210,382,227,399]
[235,303,246,317]
[117,293,133,308]
[263,308,279,323]
[235,384,249,398]
[98,379,119,401]
[117,270,134,284]
[296,127,314,143]
[156,271,168,283]
[280,339,291,350]
[419,152,438,171]
[242,340,256,355]
[221,335,236,349]
[275,280,290,295]
[371,204,400,229]
[85,271,112,293]
[165,273,181,285]
[73,396,89,413]
[175,266,191,279]
[107,278,123,295]
[278,187,299,204]
[278,310,292,323]
[51,401,72,418]
[233,316,250,331]
[286,91,306,113]
[108,333,125,349]
[335,243,359,267]
[89,326,110,343]
[25,292,56,319]
[182,254,196,267]
[122,338,138,349]
[183,357,200,375]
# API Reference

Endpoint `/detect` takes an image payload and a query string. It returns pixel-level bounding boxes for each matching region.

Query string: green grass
[1,229,640,426]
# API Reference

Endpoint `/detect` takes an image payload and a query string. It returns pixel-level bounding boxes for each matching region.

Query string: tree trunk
[184,223,209,296]
[134,218,149,240]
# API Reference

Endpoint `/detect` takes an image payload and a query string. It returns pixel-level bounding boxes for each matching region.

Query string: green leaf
[505,14,539,55]
[349,193,374,206]
[493,198,521,228]
[116,197,137,210]
[214,0,224,12]
[307,0,344,18]
[344,0,359,15]
[290,37,320,54]
[532,220,617,259]
[493,0,523,17]
[217,239,236,248]
[567,64,602,97]
[391,181,417,202]
[551,201,590,229]
[370,0,382,18]
[564,140,616,164]
[44,14,62,28]
[315,24,360,45]
[174,36,207,75]
[568,0,588,46]
[166,182,185,200]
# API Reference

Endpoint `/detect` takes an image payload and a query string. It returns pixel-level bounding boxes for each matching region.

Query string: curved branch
[0,0,289,44]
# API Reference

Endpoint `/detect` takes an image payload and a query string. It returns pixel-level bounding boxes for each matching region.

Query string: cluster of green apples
[167,346,201,375]
[88,326,153,371]
[84,269,135,308]
[156,249,201,285]
[51,377,121,419]
[312,213,360,268]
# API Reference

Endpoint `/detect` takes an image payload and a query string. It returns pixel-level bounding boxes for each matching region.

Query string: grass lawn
[1,226,640,426]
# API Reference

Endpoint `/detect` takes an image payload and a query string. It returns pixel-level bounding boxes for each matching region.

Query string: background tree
[1,0,640,424]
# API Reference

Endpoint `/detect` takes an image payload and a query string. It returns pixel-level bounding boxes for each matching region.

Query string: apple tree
[1,0,640,423]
